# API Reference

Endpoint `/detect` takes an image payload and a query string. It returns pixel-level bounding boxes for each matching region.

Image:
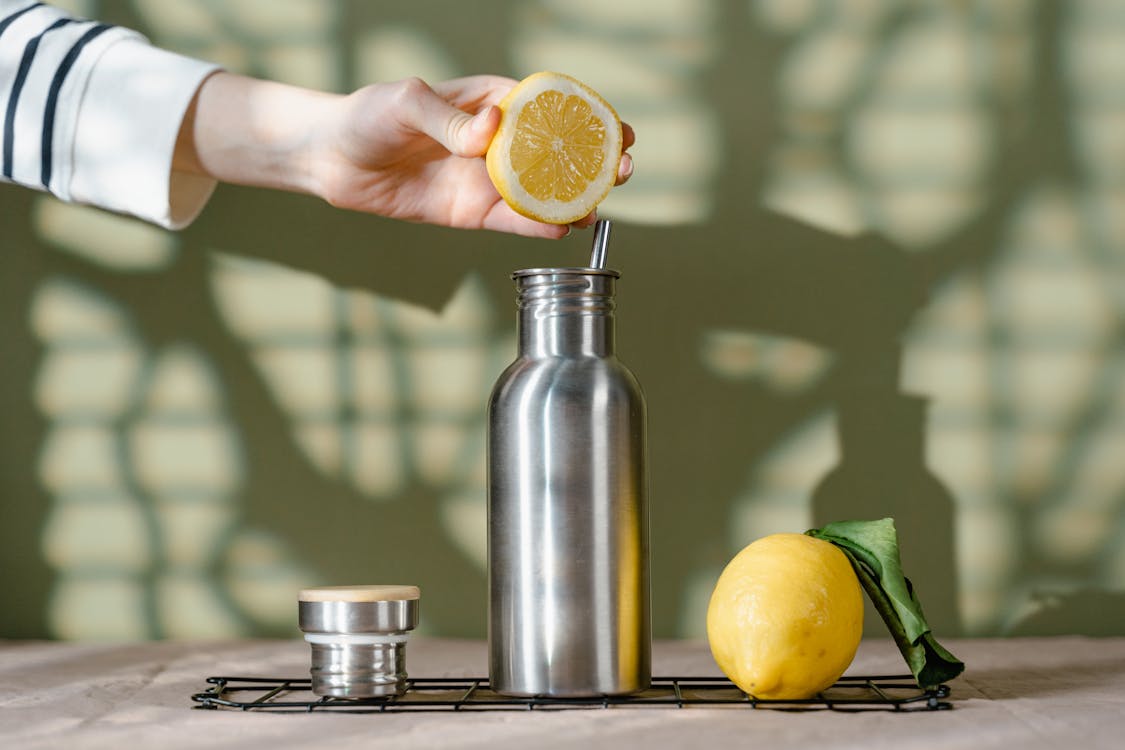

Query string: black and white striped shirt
[1,1,218,227]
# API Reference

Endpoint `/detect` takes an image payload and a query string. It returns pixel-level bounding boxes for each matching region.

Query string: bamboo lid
[298,584,420,603]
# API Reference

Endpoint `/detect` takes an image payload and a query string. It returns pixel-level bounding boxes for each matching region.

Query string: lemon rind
[487,71,623,225]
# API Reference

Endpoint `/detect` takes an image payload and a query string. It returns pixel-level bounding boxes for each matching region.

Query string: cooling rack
[192,674,952,713]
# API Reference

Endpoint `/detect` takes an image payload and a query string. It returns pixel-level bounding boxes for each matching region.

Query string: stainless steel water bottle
[487,227,650,697]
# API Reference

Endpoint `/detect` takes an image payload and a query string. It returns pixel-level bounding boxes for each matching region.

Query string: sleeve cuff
[67,37,220,229]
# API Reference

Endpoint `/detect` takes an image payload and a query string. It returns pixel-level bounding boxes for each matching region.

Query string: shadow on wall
[172,189,962,639]
[1008,590,1125,637]
[109,0,966,637]
[2,0,1121,640]
[0,1,960,640]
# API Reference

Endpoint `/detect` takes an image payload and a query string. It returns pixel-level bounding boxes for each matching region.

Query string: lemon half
[486,71,623,224]
[706,533,864,700]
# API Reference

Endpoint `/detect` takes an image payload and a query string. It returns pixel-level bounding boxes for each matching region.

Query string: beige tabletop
[1,636,1123,749]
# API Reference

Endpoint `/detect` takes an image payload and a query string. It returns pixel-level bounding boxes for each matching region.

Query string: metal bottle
[487,224,650,697]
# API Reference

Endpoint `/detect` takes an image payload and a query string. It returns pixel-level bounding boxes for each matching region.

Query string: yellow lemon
[706,533,864,700]
[486,71,623,224]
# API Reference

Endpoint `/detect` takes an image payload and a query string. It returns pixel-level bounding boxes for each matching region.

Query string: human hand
[178,73,635,238]
[310,75,635,238]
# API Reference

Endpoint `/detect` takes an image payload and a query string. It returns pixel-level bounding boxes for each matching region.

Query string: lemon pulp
[486,72,622,224]
[510,89,608,202]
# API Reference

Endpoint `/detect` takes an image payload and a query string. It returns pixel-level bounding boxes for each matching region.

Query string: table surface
[1,636,1123,749]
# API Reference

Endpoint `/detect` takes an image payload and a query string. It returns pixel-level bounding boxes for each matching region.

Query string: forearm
[1,2,219,227]
[173,71,341,198]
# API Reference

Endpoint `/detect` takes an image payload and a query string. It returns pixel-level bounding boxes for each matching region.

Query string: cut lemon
[486,71,623,225]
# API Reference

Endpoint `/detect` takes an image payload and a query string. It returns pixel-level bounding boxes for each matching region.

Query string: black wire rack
[192,674,952,713]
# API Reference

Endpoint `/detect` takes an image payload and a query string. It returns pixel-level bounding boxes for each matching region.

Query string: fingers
[483,201,572,239]
[398,78,500,158]
[615,152,634,186]
[459,105,501,157]
[614,122,636,186]
[571,212,598,229]
[565,121,637,226]
[412,77,637,168]
[431,75,519,109]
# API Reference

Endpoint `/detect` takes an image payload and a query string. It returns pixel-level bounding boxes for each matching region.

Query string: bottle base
[490,678,651,699]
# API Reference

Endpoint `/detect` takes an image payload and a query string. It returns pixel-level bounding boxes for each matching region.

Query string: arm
[2,1,633,236]
[173,72,635,239]
[1,0,218,228]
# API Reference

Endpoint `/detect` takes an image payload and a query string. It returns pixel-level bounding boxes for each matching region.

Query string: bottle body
[488,268,650,697]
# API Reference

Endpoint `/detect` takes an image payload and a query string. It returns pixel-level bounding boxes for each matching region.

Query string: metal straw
[589,219,611,269]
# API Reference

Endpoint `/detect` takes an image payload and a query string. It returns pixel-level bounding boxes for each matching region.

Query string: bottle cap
[298,584,420,698]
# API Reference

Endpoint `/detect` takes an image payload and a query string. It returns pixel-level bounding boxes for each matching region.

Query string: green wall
[2,0,1123,640]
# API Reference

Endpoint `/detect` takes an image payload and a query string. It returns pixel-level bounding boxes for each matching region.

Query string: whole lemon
[706,533,864,700]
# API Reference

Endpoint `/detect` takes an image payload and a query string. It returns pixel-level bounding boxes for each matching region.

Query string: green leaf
[807,518,964,689]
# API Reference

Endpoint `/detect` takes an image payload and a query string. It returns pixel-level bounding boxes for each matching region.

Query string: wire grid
[192,675,952,713]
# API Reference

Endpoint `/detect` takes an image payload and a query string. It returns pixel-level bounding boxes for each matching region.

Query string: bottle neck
[515,270,617,358]
[835,391,928,467]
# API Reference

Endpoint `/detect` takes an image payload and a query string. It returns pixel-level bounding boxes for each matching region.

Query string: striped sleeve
[0,1,220,228]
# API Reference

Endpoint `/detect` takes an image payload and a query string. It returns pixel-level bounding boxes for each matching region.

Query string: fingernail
[621,153,634,178]
[475,106,497,130]
[469,111,486,134]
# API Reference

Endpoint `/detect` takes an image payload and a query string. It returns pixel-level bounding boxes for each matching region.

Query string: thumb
[403,79,499,157]
[440,105,500,158]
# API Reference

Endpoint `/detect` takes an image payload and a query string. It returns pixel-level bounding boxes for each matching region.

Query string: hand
[176,73,636,239]
[314,76,635,238]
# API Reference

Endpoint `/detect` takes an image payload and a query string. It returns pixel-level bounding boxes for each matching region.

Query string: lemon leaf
[807,518,964,689]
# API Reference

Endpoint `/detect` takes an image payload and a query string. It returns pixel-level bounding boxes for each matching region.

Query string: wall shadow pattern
[1,0,1123,640]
